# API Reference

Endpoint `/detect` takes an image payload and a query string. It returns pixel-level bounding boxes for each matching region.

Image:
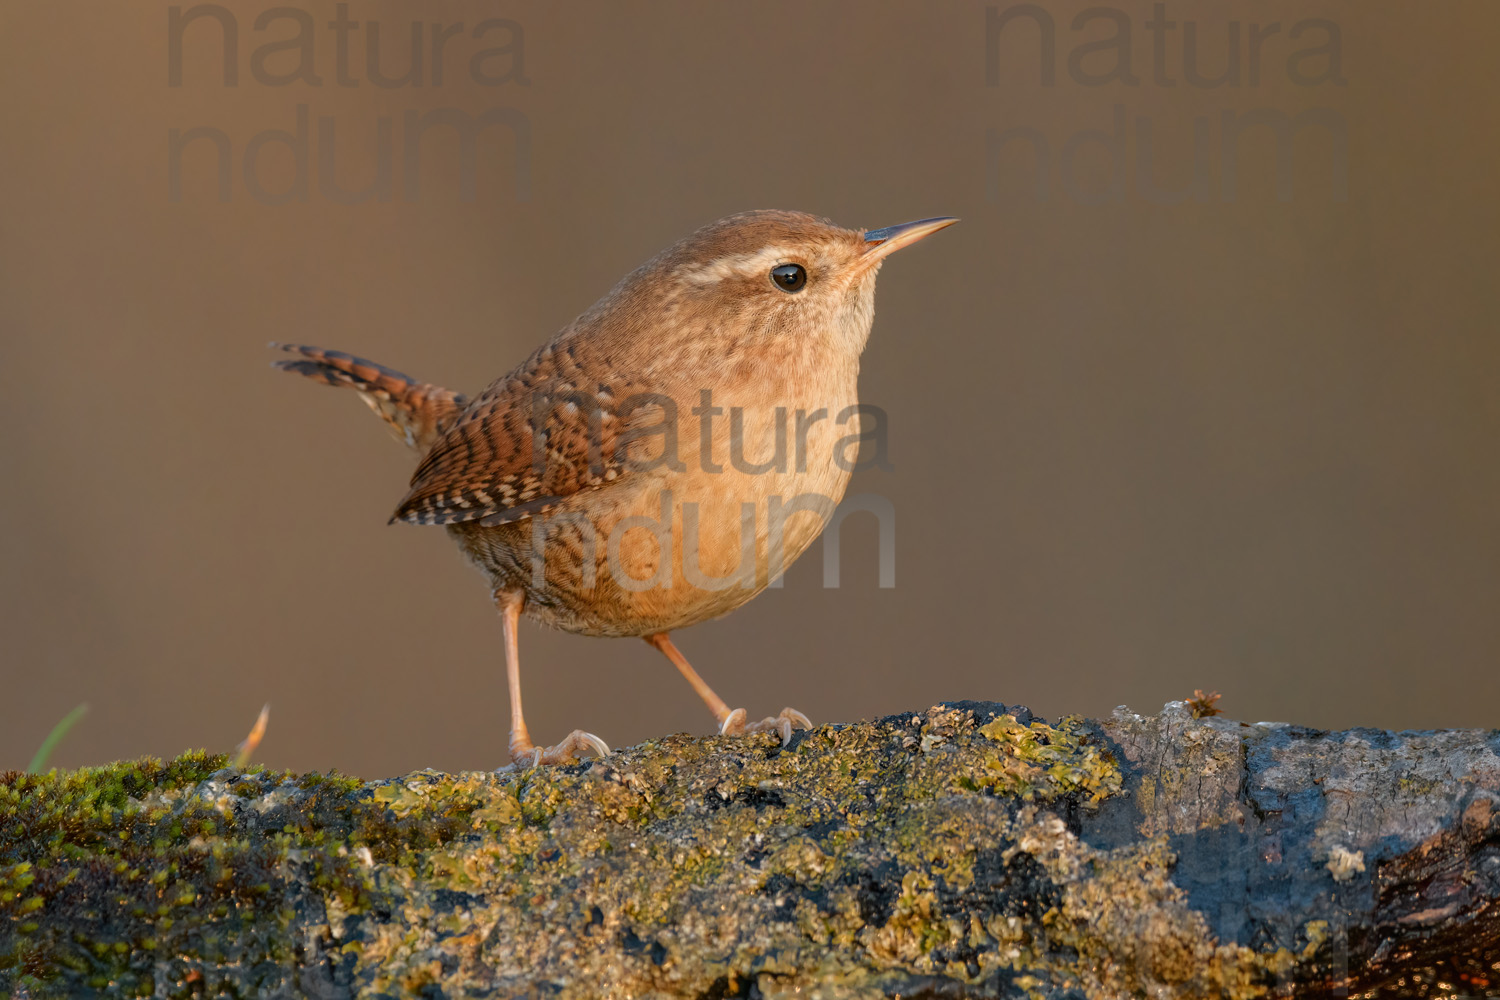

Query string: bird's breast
[463,337,869,635]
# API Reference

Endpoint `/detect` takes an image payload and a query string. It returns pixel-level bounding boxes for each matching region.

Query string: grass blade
[235,703,271,769]
[27,703,89,774]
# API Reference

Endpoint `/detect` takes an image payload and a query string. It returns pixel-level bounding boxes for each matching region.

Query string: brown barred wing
[391,376,633,527]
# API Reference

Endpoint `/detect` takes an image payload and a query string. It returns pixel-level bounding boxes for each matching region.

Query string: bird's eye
[769,263,807,293]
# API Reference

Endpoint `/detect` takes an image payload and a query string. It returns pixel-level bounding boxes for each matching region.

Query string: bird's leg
[498,590,609,767]
[643,633,811,746]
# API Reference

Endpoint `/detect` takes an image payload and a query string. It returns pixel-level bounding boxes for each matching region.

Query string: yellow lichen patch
[975,714,1123,804]
[864,870,943,966]
[371,783,428,817]
[1301,919,1330,960]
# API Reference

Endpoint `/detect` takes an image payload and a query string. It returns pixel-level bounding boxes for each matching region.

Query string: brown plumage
[274,210,956,766]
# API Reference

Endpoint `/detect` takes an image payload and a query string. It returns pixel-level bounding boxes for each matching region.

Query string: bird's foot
[719,707,813,746]
[510,729,610,767]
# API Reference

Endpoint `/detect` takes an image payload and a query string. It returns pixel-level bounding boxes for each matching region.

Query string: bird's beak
[860,217,959,264]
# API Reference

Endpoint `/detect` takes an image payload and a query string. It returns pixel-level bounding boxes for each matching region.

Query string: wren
[274,210,956,765]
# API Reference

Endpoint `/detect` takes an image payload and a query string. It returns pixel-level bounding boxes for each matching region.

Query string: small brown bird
[274,210,955,765]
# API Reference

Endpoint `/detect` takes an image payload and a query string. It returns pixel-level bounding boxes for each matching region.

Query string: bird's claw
[719,707,813,746]
[512,729,611,767]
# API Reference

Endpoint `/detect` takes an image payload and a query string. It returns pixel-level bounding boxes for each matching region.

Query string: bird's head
[581,210,957,367]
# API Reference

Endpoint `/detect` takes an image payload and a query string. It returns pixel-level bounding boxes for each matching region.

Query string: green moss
[0,753,485,997]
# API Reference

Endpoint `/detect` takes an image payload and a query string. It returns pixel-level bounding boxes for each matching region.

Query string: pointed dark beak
[861,217,959,263]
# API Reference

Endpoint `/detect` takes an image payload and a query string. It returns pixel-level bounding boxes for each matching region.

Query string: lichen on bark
[3,701,1498,998]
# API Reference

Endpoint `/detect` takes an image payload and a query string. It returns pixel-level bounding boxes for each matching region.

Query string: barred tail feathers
[271,343,468,452]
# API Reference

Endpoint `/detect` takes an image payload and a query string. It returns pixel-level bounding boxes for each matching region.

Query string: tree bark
[3,701,1499,998]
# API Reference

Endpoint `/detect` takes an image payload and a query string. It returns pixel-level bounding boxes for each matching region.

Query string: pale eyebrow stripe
[679,247,794,285]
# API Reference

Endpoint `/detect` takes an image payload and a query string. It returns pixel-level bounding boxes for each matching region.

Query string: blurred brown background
[2,2,1497,776]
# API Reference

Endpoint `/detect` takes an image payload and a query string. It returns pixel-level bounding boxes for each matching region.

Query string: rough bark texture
[3,701,1500,998]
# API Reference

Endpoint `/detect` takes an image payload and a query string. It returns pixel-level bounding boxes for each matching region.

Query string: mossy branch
[2,702,1497,998]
